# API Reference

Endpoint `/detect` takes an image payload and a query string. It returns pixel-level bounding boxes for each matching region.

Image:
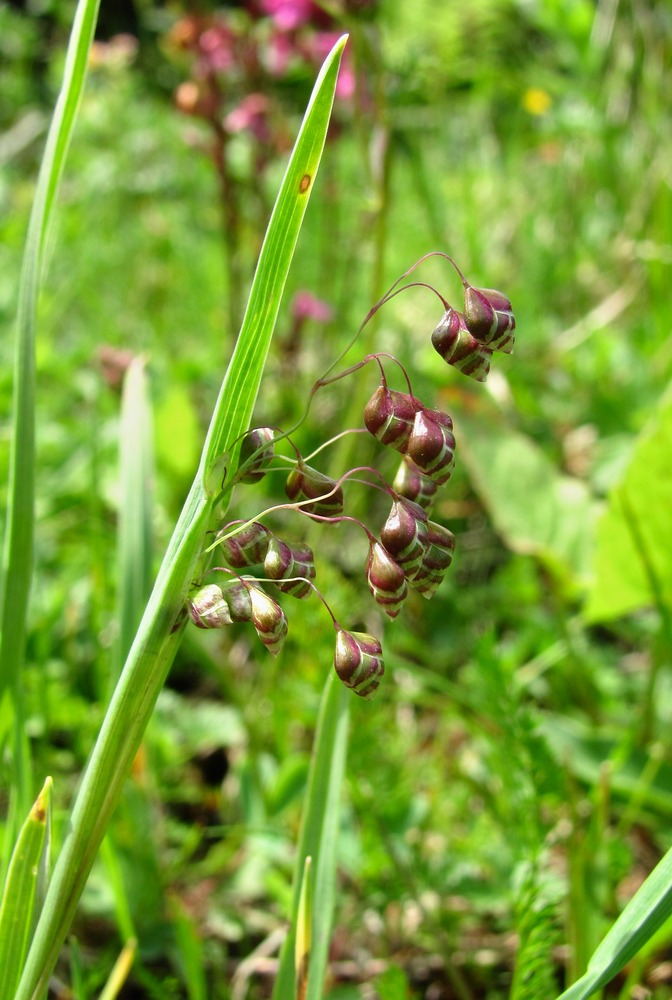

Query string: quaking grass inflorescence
[185,253,515,698]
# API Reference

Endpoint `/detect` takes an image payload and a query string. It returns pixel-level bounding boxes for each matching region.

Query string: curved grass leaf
[0,0,101,801]
[0,778,52,1000]
[556,845,672,999]
[14,34,346,1000]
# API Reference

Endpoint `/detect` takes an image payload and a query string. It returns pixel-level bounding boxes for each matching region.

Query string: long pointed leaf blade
[0,778,52,1000]
[0,0,101,708]
[203,35,348,476]
[556,846,672,999]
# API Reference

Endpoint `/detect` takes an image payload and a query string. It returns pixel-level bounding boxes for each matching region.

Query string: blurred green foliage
[2,0,672,995]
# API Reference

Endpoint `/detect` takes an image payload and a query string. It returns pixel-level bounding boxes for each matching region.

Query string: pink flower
[291,290,333,323]
[199,25,236,74]
[265,29,296,76]
[259,0,319,31]
[224,93,272,142]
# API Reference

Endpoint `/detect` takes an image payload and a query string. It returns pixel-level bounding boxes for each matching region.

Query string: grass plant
[1,0,672,997]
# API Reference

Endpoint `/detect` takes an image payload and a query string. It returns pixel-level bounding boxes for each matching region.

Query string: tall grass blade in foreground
[556,844,672,999]
[0,0,101,828]
[13,28,346,1000]
[0,778,52,1000]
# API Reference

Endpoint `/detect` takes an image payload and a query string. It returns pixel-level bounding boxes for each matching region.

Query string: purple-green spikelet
[365,540,408,619]
[188,584,234,629]
[238,426,276,483]
[264,537,316,598]
[364,384,423,452]
[334,629,385,700]
[406,409,456,485]
[463,285,515,353]
[410,521,456,598]
[431,308,493,382]
[285,464,344,517]
[247,584,288,655]
[392,457,438,510]
[217,520,272,567]
[380,497,429,578]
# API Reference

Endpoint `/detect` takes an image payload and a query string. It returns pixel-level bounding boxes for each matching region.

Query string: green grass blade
[295,855,313,1000]
[0,0,102,854]
[0,778,52,1000]
[202,36,348,477]
[0,0,101,722]
[115,357,154,686]
[556,845,672,1000]
[273,672,351,1000]
[15,37,346,1000]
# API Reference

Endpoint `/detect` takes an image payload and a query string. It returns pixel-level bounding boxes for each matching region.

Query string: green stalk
[0,0,101,823]
[273,671,350,1000]
[14,32,347,1000]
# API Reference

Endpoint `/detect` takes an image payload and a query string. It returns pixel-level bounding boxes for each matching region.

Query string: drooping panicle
[406,408,456,485]
[238,426,276,483]
[264,536,316,598]
[334,629,385,700]
[285,464,344,517]
[364,383,423,452]
[365,540,408,619]
[431,308,493,382]
[380,497,429,579]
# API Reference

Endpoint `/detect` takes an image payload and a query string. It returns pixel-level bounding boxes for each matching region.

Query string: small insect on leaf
[299,173,311,194]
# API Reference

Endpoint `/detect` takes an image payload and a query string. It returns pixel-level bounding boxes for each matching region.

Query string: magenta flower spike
[334,629,385,700]
[366,540,408,619]
[406,409,456,485]
[364,383,423,453]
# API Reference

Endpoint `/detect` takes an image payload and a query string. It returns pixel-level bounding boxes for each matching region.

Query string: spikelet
[431,308,493,382]
[217,520,272,567]
[285,464,344,517]
[364,384,423,452]
[264,536,316,599]
[334,629,385,700]
[406,409,456,485]
[380,497,429,579]
[392,457,438,511]
[365,540,408,619]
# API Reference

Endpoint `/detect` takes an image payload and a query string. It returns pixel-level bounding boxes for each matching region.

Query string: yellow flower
[523,88,552,115]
